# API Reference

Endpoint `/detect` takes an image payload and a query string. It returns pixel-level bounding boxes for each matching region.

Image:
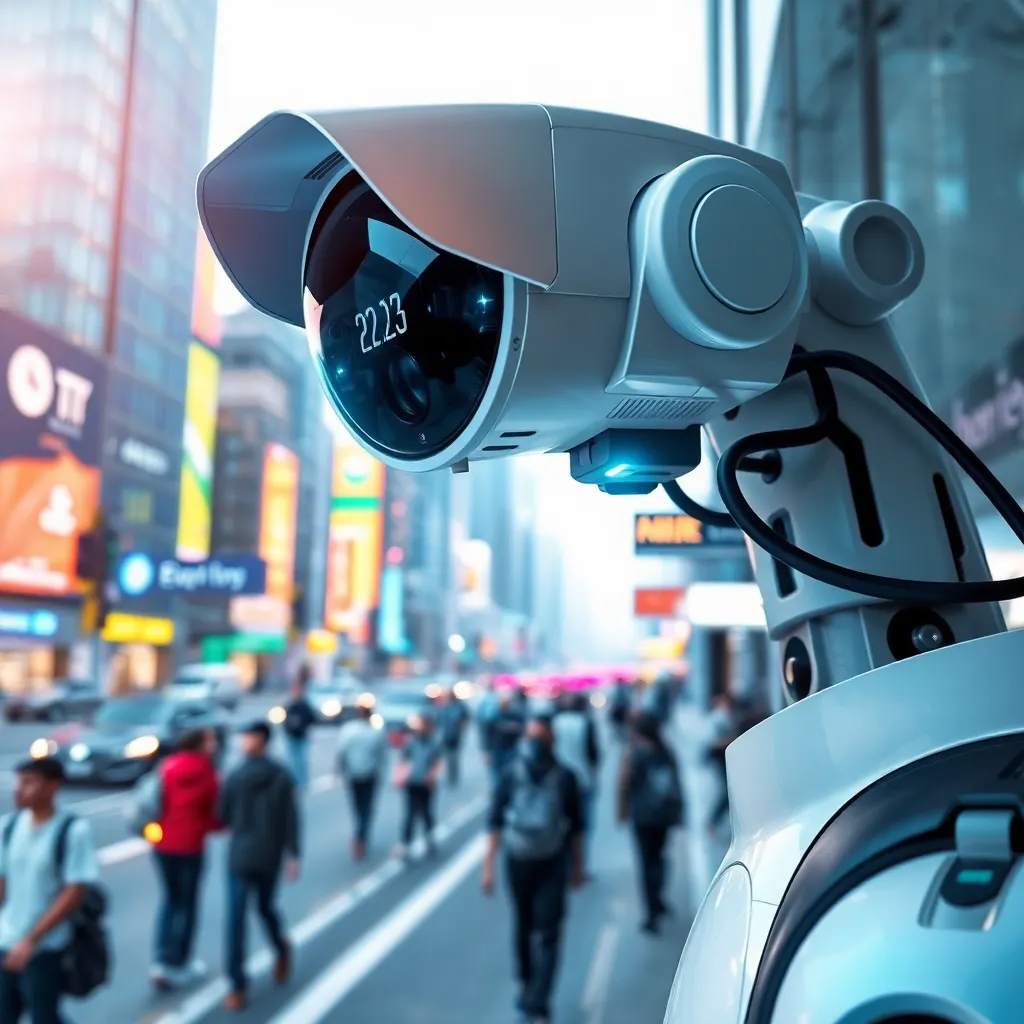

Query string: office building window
[880,1,1024,409]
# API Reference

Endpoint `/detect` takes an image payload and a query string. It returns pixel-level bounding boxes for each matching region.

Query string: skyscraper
[0,0,219,686]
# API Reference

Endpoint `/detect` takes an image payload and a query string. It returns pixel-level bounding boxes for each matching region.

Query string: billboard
[634,513,745,554]
[258,443,299,609]
[176,343,220,561]
[324,440,384,642]
[190,228,222,348]
[634,587,686,618]
[0,310,106,596]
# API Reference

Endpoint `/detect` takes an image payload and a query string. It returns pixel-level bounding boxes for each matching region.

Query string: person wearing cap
[0,756,99,1023]
[218,722,300,1013]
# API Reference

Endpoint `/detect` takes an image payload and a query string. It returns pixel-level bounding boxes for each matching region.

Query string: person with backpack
[393,714,443,861]
[218,722,300,1013]
[617,711,684,934]
[482,715,584,1024]
[336,704,387,860]
[149,728,221,991]
[0,756,103,1023]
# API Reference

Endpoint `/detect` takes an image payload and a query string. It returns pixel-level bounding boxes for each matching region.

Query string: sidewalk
[670,702,731,913]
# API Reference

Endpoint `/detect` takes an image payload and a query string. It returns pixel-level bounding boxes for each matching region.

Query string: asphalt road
[0,708,699,1024]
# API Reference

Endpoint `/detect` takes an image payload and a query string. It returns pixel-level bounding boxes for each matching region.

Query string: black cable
[663,480,734,528]
[714,348,1024,604]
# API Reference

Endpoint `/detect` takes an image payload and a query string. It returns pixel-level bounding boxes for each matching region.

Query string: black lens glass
[304,178,504,458]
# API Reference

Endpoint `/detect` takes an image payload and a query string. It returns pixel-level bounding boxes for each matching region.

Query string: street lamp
[447,634,466,655]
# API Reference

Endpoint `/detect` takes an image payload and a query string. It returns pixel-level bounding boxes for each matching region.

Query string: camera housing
[197,104,809,474]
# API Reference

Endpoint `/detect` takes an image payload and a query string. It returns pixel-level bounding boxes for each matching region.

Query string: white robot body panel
[774,854,1019,1023]
[666,628,1024,1023]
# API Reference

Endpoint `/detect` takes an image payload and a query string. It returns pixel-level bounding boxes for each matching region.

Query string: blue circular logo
[119,553,155,597]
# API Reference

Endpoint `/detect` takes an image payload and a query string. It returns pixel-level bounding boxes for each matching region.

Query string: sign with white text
[117,553,266,597]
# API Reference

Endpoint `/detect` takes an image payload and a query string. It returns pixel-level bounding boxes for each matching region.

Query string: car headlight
[357,692,376,709]
[268,705,287,724]
[124,735,160,759]
[321,699,342,717]
[453,681,474,701]
[370,713,384,730]
[69,743,90,762]
[29,738,56,759]
[424,683,443,700]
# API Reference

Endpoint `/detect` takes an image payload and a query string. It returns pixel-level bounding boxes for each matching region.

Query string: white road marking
[267,831,488,1024]
[581,922,621,1024]
[98,837,149,866]
[151,793,487,1024]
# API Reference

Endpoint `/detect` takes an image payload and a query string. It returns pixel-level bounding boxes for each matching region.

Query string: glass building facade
[710,0,1024,519]
[0,0,218,616]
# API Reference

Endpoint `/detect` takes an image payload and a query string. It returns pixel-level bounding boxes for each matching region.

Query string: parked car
[4,680,103,723]
[168,663,243,712]
[29,692,228,786]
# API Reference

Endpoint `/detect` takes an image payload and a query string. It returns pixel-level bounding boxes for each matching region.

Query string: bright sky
[206,0,710,662]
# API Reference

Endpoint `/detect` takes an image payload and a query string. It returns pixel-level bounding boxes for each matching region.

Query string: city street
[0,708,699,1024]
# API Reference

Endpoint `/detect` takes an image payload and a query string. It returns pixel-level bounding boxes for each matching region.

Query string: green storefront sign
[201,633,287,662]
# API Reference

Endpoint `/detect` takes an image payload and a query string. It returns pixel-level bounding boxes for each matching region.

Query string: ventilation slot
[608,396,717,422]
[482,445,518,452]
[501,430,536,438]
[304,152,345,181]
[770,511,797,598]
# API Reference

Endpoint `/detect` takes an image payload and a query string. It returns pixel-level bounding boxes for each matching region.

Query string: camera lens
[303,173,504,459]
[384,351,429,425]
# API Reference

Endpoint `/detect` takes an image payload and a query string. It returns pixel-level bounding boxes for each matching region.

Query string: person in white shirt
[0,756,99,1024]
[337,705,387,860]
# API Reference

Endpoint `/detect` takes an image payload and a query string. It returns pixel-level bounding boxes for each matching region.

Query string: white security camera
[198,104,809,489]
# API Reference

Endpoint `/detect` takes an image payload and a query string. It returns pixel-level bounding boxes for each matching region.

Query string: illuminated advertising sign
[324,440,384,642]
[0,310,106,596]
[634,588,686,618]
[176,343,220,561]
[258,443,299,613]
[634,513,745,554]
[190,229,222,348]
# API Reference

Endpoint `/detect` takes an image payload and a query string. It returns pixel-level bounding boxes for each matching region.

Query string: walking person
[617,712,684,934]
[0,757,100,1024]
[436,688,468,787]
[487,689,526,792]
[552,692,600,878]
[394,714,443,861]
[337,705,387,861]
[150,728,220,991]
[281,665,317,791]
[218,722,300,1013]
[482,716,585,1024]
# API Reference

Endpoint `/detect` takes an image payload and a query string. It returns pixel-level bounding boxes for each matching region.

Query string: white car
[169,664,243,712]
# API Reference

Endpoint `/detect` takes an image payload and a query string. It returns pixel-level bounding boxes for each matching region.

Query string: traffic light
[76,513,120,633]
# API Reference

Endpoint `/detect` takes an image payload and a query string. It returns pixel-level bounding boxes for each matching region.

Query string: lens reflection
[304,176,504,459]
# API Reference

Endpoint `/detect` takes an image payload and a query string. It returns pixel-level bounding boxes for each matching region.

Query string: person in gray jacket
[337,705,387,860]
[218,722,300,1013]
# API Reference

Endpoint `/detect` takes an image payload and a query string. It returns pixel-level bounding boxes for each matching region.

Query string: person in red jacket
[151,728,220,990]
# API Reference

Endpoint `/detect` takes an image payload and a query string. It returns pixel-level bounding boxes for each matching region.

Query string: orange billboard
[258,444,299,611]
[0,311,105,596]
[324,440,384,642]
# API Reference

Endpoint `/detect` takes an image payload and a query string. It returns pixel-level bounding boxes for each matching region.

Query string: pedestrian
[150,728,221,991]
[487,689,526,791]
[281,664,317,790]
[337,704,387,861]
[218,722,300,1013]
[552,692,600,877]
[617,711,684,934]
[609,680,631,741]
[0,756,100,1024]
[436,688,468,787]
[482,715,584,1024]
[393,714,443,861]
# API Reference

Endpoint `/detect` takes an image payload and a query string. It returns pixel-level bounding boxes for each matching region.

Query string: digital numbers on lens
[355,292,408,353]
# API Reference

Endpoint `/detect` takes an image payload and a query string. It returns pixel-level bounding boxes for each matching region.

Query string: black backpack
[2,812,111,998]
[503,760,570,861]
[630,747,684,828]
